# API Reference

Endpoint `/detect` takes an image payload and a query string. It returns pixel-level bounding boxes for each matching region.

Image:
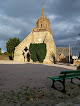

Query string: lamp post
[69,44,70,63]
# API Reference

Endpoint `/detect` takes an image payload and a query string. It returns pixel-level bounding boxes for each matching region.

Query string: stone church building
[14,4,72,63]
[14,4,56,63]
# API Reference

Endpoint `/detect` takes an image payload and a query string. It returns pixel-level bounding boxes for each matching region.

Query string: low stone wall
[0,55,9,60]
[73,60,80,66]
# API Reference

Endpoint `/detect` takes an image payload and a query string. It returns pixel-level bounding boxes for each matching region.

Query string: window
[41,24,42,28]
[24,47,28,52]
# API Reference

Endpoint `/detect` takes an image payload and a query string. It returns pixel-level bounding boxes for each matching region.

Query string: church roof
[56,47,72,57]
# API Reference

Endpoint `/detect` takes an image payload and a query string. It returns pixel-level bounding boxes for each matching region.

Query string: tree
[6,38,21,59]
[0,48,1,54]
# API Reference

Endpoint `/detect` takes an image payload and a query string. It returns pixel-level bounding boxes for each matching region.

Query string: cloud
[0,14,28,27]
[47,14,58,20]
[0,40,7,52]
[0,24,20,35]
[0,14,32,41]
[0,0,80,55]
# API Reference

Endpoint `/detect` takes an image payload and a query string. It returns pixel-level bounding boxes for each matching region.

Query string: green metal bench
[48,70,80,92]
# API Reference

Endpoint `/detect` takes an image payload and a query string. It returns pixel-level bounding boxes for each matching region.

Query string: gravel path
[0,63,74,91]
[0,61,80,106]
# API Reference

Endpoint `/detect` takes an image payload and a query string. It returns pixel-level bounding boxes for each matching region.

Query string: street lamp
[69,44,70,63]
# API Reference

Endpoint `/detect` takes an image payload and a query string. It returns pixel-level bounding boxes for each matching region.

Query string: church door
[27,53,30,62]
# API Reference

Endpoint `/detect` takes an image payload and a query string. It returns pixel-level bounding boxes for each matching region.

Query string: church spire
[42,2,45,17]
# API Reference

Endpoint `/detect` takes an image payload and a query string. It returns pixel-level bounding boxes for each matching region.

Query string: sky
[0,0,80,55]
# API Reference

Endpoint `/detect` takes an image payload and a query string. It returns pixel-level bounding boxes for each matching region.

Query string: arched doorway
[27,53,30,62]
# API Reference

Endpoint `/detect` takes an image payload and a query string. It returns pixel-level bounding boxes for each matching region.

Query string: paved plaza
[0,61,80,106]
[0,62,74,91]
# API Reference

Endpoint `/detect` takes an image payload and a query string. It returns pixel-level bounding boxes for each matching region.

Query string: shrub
[77,65,80,71]
[79,52,80,59]
[29,43,47,62]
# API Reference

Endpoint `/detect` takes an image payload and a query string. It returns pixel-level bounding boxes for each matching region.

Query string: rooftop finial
[42,0,45,17]
[43,0,44,5]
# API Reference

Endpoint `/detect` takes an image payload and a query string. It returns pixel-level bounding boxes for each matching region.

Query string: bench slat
[60,70,80,74]
[59,73,80,78]
[48,74,80,81]
[48,77,63,81]
[48,76,80,81]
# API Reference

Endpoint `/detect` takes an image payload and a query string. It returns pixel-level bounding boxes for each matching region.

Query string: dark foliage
[79,52,80,59]
[6,38,20,53]
[6,38,21,54]
[77,65,80,71]
[29,43,47,62]
[6,38,20,59]
[0,48,1,54]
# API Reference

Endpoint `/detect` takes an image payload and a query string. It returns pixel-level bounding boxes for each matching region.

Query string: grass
[0,84,80,106]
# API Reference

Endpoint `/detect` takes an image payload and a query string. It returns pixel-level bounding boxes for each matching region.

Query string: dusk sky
[0,0,80,55]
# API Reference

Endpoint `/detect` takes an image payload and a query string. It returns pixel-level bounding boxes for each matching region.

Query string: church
[14,4,72,63]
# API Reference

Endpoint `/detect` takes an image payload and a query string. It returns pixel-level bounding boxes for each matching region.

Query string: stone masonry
[14,4,56,63]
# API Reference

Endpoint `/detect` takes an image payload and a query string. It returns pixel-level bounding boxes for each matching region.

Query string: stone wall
[73,60,80,66]
[14,31,56,63]
[56,47,72,57]
[0,55,9,60]
[14,32,33,62]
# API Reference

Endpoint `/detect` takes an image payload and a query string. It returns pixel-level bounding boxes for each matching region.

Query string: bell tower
[32,3,53,35]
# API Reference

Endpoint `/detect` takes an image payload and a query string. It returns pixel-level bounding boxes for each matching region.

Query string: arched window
[41,24,42,28]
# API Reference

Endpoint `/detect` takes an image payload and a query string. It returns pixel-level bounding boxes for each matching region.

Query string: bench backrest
[59,70,80,78]
[60,70,80,74]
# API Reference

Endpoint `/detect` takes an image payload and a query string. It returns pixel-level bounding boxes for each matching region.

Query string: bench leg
[77,78,80,80]
[58,79,66,93]
[70,78,73,83]
[61,80,65,92]
[70,78,75,84]
[51,80,56,89]
[51,80,66,93]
